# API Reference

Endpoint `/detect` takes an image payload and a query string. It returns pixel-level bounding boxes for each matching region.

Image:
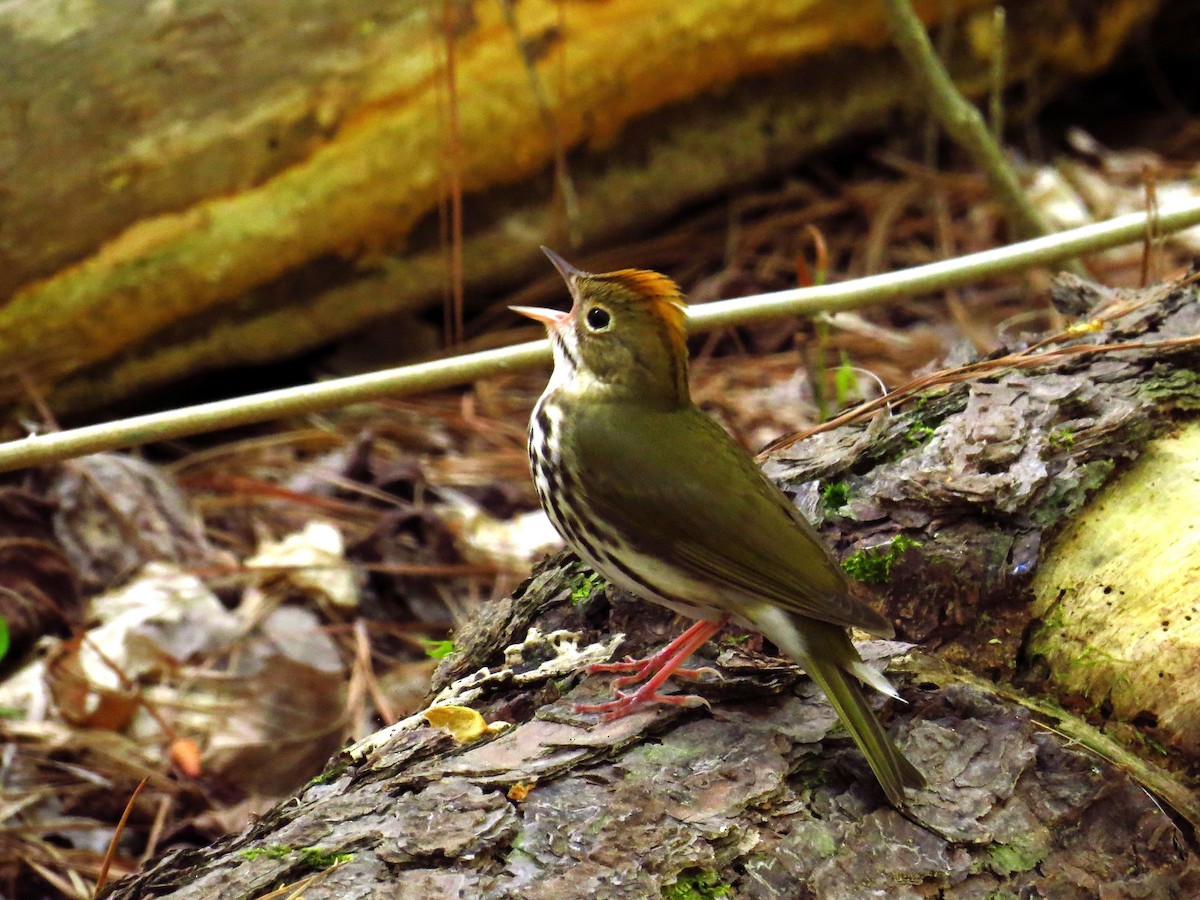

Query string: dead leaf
[424,705,487,743]
[506,781,535,802]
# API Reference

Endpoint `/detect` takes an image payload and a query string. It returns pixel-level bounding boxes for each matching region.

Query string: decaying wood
[100,613,1200,899]
[0,0,1158,416]
[101,275,1200,897]
[766,272,1200,758]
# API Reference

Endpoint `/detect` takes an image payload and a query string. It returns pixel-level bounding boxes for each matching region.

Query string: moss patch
[842,535,921,584]
[985,834,1048,876]
[1139,368,1200,410]
[663,869,734,899]
[820,479,851,514]
[239,845,353,869]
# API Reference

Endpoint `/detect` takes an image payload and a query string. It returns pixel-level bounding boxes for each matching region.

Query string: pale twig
[0,202,1197,474]
[880,0,1060,247]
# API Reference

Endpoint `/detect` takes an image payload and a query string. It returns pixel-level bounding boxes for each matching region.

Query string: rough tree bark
[0,0,1158,417]
[99,277,1200,897]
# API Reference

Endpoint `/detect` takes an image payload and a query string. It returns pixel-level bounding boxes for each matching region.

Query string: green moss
[792,758,830,790]
[985,834,1048,876]
[1047,428,1076,450]
[1070,645,1122,668]
[1139,368,1200,410]
[240,845,293,861]
[841,535,921,584]
[632,741,693,765]
[419,637,456,660]
[1031,459,1115,527]
[305,760,350,788]
[296,847,355,868]
[805,827,838,859]
[240,845,352,868]
[912,387,950,410]
[820,480,851,513]
[905,422,936,445]
[662,869,735,899]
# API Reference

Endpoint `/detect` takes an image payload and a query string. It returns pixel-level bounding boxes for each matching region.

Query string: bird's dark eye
[585,306,612,331]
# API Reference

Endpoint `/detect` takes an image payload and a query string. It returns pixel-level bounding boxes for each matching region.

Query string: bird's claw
[589,659,718,687]
[588,655,643,674]
[574,687,710,720]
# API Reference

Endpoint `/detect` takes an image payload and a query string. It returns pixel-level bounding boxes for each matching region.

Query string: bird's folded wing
[574,407,893,636]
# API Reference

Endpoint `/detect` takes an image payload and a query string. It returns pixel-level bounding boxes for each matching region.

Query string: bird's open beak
[511,305,570,328]
[512,247,583,328]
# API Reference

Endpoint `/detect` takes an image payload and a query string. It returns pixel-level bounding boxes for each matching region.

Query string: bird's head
[512,248,690,407]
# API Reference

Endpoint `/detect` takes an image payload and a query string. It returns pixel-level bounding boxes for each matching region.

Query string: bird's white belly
[579,541,736,625]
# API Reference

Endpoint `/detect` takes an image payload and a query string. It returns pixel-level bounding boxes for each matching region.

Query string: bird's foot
[587,617,728,685]
[574,685,710,721]
[589,656,718,687]
[575,617,728,721]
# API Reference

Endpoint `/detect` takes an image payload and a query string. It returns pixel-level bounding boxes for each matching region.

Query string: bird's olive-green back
[563,399,893,636]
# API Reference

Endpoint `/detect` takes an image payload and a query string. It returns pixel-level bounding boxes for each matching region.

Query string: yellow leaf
[423,705,487,742]
[1066,319,1103,335]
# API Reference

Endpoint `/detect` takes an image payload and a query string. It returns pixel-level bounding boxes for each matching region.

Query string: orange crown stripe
[603,268,688,357]
[605,269,687,308]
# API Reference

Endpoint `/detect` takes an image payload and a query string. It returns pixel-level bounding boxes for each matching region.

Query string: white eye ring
[585,306,613,331]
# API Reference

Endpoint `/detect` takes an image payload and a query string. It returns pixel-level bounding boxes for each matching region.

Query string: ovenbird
[513,248,924,806]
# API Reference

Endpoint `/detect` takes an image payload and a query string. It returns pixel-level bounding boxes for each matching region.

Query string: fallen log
[0,0,1159,415]
[101,273,1200,897]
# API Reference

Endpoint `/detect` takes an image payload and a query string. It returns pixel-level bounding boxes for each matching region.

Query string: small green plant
[820,480,850,512]
[0,616,8,664]
[833,352,858,409]
[419,637,456,660]
[569,569,604,605]
[905,422,936,445]
[662,869,734,900]
[1047,428,1076,450]
[842,535,921,584]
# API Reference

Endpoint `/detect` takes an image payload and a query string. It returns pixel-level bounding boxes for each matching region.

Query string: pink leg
[575,617,727,720]
[589,618,726,687]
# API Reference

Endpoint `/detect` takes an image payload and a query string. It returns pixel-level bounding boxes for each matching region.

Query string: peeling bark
[101,588,1199,898]
[768,277,1200,681]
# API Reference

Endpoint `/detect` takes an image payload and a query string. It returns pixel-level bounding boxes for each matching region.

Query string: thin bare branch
[0,201,1197,474]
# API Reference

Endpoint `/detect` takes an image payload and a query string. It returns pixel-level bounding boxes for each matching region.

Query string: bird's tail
[748,605,924,806]
[803,648,925,807]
